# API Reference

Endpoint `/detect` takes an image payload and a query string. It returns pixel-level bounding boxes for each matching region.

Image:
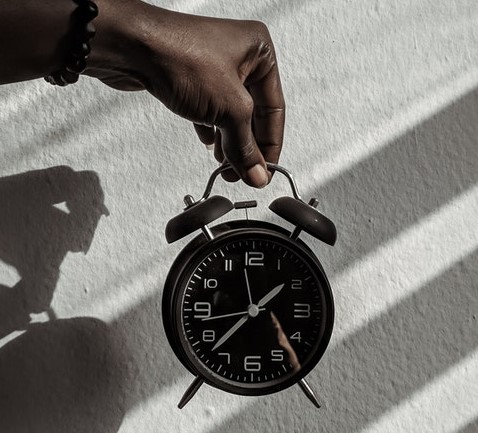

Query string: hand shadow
[0,166,129,433]
[0,165,108,337]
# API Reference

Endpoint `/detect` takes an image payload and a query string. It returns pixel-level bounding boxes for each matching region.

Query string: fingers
[219,91,269,188]
[193,123,215,149]
[214,129,241,182]
[247,44,285,167]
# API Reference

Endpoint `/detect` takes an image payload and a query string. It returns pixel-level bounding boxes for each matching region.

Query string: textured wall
[1,0,477,432]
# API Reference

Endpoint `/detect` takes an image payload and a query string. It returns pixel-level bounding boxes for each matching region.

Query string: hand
[87,0,285,188]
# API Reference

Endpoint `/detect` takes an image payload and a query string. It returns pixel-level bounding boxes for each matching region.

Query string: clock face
[169,226,334,395]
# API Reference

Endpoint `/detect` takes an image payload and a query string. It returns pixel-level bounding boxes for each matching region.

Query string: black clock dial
[166,223,334,396]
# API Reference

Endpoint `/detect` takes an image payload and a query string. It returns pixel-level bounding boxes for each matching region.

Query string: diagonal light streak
[331,182,478,343]
[361,348,478,433]
[299,67,478,191]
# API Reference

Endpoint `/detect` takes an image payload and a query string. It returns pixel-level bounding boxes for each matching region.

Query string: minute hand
[211,283,285,352]
[257,283,285,307]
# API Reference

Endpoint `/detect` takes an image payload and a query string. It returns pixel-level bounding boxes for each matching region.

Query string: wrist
[84,0,152,85]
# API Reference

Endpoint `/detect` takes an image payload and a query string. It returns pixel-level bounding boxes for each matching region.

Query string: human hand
[87,0,285,188]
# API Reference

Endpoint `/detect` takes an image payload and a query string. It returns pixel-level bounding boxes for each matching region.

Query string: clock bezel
[162,219,334,396]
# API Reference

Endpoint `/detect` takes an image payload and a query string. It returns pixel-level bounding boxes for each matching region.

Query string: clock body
[162,220,334,396]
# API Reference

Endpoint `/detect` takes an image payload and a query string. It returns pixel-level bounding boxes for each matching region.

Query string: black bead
[44,0,97,87]
[63,71,80,84]
[72,23,95,44]
[84,22,96,39]
[51,72,69,86]
[72,42,91,57]
[66,57,87,74]
[74,1,98,21]
[44,75,56,85]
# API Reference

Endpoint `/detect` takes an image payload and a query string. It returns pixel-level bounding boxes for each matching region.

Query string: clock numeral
[244,355,262,372]
[193,302,211,318]
[245,251,264,266]
[277,259,281,270]
[202,330,216,342]
[271,349,284,362]
[291,279,302,290]
[218,352,231,364]
[290,331,302,343]
[224,259,233,271]
[203,278,218,289]
[294,303,311,318]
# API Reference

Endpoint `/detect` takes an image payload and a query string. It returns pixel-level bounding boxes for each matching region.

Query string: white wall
[0,1,477,432]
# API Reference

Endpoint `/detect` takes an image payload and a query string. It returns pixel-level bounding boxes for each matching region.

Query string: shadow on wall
[0,83,477,433]
[203,90,478,430]
[207,248,478,433]
[0,166,108,338]
[459,417,478,433]
[0,167,124,433]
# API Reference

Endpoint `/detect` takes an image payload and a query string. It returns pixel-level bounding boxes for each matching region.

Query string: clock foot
[298,378,322,409]
[178,376,204,409]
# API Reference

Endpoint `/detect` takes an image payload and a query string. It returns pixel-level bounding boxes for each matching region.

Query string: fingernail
[205,144,214,151]
[246,164,269,188]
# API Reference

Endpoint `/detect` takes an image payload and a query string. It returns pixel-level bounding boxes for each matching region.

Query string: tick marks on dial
[178,235,328,388]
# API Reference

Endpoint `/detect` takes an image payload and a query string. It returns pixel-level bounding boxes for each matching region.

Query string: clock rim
[162,219,334,396]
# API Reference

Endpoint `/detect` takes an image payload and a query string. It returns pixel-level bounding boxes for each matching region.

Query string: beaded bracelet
[45,0,98,86]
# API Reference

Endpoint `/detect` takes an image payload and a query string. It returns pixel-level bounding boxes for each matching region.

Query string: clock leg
[298,378,322,409]
[178,376,205,409]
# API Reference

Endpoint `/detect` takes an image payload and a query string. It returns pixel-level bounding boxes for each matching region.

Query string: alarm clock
[162,163,336,409]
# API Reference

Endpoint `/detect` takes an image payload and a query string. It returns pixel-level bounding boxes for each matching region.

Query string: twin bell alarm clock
[162,163,336,409]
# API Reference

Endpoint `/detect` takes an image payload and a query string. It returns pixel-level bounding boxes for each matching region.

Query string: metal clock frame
[162,163,336,409]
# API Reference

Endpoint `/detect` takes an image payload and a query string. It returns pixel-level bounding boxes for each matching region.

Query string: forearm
[0,0,145,85]
[0,0,76,84]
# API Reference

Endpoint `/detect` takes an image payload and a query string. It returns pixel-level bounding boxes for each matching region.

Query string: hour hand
[257,283,285,307]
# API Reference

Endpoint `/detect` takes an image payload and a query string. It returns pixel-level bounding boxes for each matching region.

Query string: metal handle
[200,163,303,201]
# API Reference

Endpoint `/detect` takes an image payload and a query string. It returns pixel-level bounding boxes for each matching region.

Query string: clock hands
[212,314,249,351]
[244,268,253,304]
[211,283,285,351]
[257,282,284,307]
[202,308,265,321]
